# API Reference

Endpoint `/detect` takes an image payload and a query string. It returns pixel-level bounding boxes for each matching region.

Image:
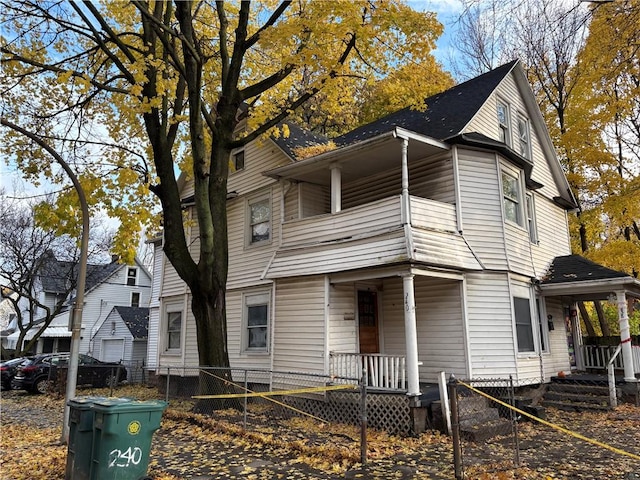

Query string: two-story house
[7,254,152,364]
[150,60,639,429]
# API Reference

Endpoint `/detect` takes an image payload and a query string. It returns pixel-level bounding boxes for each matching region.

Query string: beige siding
[272,277,326,374]
[466,273,516,378]
[531,195,572,276]
[381,276,468,383]
[504,222,535,276]
[227,139,290,196]
[283,183,300,221]
[328,284,357,353]
[300,183,329,218]
[541,297,571,381]
[457,149,508,269]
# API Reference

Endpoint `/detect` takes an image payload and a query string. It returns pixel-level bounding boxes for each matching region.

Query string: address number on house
[109,447,143,468]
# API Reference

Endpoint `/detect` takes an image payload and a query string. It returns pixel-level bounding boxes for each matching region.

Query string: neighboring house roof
[112,306,149,339]
[335,60,519,146]
[271,123,330,159]
[40,255,121,294]
[541,255,630,284]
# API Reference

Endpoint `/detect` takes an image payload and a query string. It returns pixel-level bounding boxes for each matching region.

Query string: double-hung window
[514,296,535,353]
[518,116,531,159]
[244,292,270,352]
[126,267,137,286]
[230,148,245,173]
[525,193,538,243]
[497,101,510,145]
[164,303,183,352]
[502,171,523,226]
[248,196,271,244]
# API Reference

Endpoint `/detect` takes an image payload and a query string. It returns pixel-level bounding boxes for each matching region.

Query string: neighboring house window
[166,310,182,351]
[526,193,538,243]
[131,292,140,307]
[243,291,270,352]
[248,197,271,244]
[514,296,535,353]
[497,101,510,145]
[502,171,523,226]
[126,268,137,286]
[230,148,245,173]
[518,116,531,159]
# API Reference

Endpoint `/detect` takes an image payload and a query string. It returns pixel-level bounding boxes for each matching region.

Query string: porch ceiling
[263,130,449,186]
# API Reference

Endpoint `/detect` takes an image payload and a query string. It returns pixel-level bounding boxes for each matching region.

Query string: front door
[358,290,379,354]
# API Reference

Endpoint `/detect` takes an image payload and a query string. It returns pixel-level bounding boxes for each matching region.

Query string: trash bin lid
[91,398,167,414]
[67,396,112,408]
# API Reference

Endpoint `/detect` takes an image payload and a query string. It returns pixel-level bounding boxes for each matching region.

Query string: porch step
[541,399,612,412]
[544,391,612,406]
[541,376,617,411]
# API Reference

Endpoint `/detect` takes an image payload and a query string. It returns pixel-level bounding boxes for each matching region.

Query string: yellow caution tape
[459,380,640,461]
[192,383,357,399]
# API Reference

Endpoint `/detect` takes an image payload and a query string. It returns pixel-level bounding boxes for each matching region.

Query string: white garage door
[101,339,125,362]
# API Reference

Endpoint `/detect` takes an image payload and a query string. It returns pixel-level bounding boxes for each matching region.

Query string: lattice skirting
[280,391,412,435]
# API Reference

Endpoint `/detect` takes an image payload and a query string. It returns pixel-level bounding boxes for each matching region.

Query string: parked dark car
[11,353,127,393]
[0,357,29,390]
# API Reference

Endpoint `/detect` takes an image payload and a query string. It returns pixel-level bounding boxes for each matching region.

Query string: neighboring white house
[7,255,152,357]
[148,60,640,428]
[0,289,18,350]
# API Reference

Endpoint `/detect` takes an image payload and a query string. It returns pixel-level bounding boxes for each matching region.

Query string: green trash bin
[90,398,167,480]
[66,396,108,480]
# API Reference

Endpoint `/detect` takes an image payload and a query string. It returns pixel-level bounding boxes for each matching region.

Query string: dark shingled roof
[542,255,630,285]
[113,306,149,339]
[271,123,330,159]
[40,253,121,294]
[335,60,519,146]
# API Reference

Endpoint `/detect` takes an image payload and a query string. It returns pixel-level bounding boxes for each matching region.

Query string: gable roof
[271,123,330,159]
[112,306,149,339]
[541,255,629,284]
[335,60,519,146]
[40,254,121,294]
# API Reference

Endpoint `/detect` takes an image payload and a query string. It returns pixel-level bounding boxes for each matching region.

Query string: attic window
[126,268,137,286]
[518,116,531,159]
[497,101,510,145]
[230,148,245,173]
[131,292,140,307]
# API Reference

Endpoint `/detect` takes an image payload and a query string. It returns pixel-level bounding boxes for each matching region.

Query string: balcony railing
[581,344,640,371]
[330,352,407,390]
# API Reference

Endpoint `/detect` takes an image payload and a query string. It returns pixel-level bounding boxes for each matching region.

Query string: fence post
[360,368,368,465]
[243,369,248,430]
[448,374,462,480]
[166,367,170,404]
[509,375,520,467]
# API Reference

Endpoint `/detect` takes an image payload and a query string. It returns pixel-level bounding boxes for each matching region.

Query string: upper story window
[517,116,531,159]
[248,196,271,245]
[502,171,523,226]
[126,267,137,286]
[497,101,510,145]
[230,148,245,173]
[131,292,140,307]
[525,193,538,244]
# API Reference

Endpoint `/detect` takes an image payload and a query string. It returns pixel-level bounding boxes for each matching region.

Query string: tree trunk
[593,300,611,336]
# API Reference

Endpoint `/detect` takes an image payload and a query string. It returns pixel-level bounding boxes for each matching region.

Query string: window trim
[126,267,137,286]
[242,290,271,354]
[517,115,531,159]
[497,99,511,146]
[130,291,141,308]
[163,303,183,354]
[246,193,272,246]
[230,147,245,174]
[501,169,524,227]
[525,192,538,244]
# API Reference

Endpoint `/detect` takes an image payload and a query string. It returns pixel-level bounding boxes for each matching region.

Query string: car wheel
[33,377,50,394]
[102,373,119,388]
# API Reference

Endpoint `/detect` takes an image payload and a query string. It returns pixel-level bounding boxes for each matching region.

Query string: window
[166,311,182,351]
[131,292,140,307]
[244,292,270,352]
[497,101,510,144]
[514,296,535,352]
[525,193,538,243]
[502,171,523,225]
[536,298,549,353]
[248,197,271,244]
[517,116,530,159]
[230,149,245,173]
[126,268,137,286]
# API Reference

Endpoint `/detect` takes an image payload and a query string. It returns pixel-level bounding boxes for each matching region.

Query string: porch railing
[581,344,640,371]
[330,352,407,390]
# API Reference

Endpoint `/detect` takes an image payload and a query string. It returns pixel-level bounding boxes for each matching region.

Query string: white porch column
[615,290,637,381]
[402,273,421,396]
[400,138,410,225]
[330,163,341,214]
